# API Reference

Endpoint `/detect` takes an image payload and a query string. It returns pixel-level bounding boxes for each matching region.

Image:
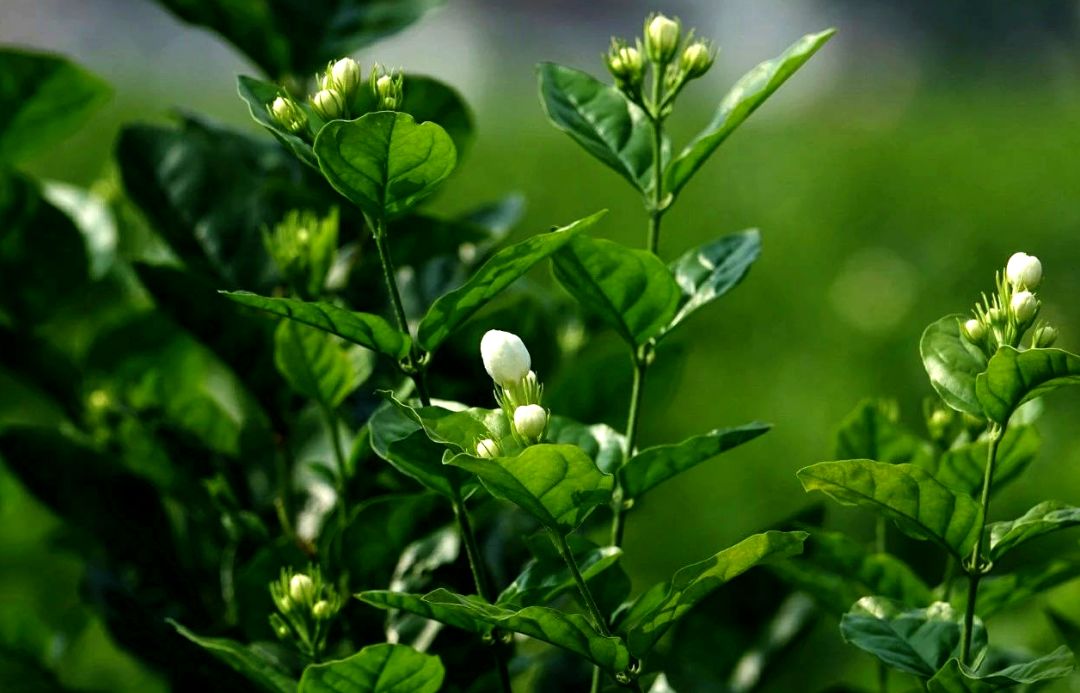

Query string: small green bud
[680,41,714,79]
[310,88,346,121]
[960,318,985,343]
[289,573,316,605]
[1010,290,1038,324]
[1031,324,1058,348]
[268,95,308,133]
[312,599,333,620]
[605,39,644,90]
[476,438,501,458]
[269,613,290,639]
[325,57,362,95]
[370,65,404,111]
[644,13,681,64]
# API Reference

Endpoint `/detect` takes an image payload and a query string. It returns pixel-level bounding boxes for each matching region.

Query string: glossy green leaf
[921,315,988,416]
[918,425,1040,497]
[619,530,807,657]
[552,235,682,346]
[417,210,605,351]
[770,528,933,614]
[797,460,982,560]
[497,538,623,610]
[367,402,463,497]
[359,589,630,673]
[171,621,296,693]
[537,63,656,192]
[927,647,1074,693]
[384,394,495,454]
[152,0,443,78]
[664,30,835,197]
[237,75,318,167]
[976,346,1080,423]
[299,643,443,693]
[621,423,771,499]
[836,398,933,465]
[839,598,985,678]
[314,112,456,219]
[222,292,409,359]
[445,443,613,534]
[274,321,373,408]
[0,48,110,162]
[965,556,1080,617]
[662,229,762,336]
[350,75,473,155]
[987,501,1080,561]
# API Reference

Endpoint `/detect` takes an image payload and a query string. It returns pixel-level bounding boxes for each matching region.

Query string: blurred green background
[3,0,1080,690]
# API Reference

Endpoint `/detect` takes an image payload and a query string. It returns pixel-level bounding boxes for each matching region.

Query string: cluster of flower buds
[267,57,405,136]
[604,12,716,110]
[263,207,340,297]
[480,330,549,450]
[269,567,344,659]
[960,252,1056,355]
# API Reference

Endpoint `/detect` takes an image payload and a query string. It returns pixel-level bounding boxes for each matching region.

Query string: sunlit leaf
[274,321,373,408]
[987,501,1080,560]
[299,643,443,693]
[662,229,761,336]
[976,346,1080,423]
[917,426,1040,498]
[927,647,1074,693]
[921,315,988,416]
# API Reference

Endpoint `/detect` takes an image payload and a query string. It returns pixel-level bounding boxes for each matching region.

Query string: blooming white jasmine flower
[289,573,315,605]
[644,13,680,63]
[476,438,500,458]
[481,330,531,386]
[1010,290,1038,323]
[1005,252,1042,290]
[514,404,547,440]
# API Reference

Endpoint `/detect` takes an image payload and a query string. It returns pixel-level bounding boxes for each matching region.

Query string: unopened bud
[310,88,345,121]
[1005,252,1042,290]
[644,13,681,64]
[514,404,547,440]
[1032,324,1058,349]
[1010,290,1038,324]
[312,600,333,620]
[289,573,315,605]
[370,67,404,111]
[606,39,644,88]
[929,408,952,430]
[326,57,361,95]
[481,330,532,386]
[961,318,985,343]
[268,96,308,133]
[680,41,714,79]
[476,438,500,458]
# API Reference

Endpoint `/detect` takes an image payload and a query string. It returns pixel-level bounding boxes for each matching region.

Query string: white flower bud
[644,13,681,63]
[310,88,345,121]
[514,404,547,440]
[327,57,361,95]
[1005,252,1042,290]
[1032,324,1058,349]
[961,318,985,343]
[680,41,714,78]
[476,438,500,458]
[1010,290,1038,323]
[268,96,308,133]
[481,330,531,386]
[312,599,333,620]
[289,573,315,605]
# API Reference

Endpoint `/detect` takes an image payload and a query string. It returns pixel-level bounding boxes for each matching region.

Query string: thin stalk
[960,424,1003,665]
[551,530,611,636]
[611,356,647,547]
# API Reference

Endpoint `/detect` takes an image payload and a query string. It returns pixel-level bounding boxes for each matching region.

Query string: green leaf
[927,647,1074,693]
[965,556,1080,617]
[917,426,1040,497]
[350,75,473,155]
[987,501,1080,561]
[797,460,983,560]
[835,398,933,465]
[416,210,605,351]
[171,621,296,693]
[0,48,110,162]
[976,346,1080,423]
[299,643,443,693]
[770,528,934,614]
[497,540,623,610]
[237,76,318,168]
[383,394,495,454]
[222,292,409,360]
[662,229,761,337]
[152,0,443,78]
[359,589,630,673]
[536,63,657,192]
[338,493,438,587]
[621,423,771,499]
[921,315,989,416]
[552,235,681,347]
[619,530,807,657]
[367,402,463,497]
[314,112,456,219]
[664,30,835,198]
[839,598,985,679]
[274,321,373,408]
[544,416,625,475]
[445,444,613,534]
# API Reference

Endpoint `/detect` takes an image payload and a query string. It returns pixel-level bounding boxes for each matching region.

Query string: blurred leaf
[1046,610,1080,652]
[798,460,982,560]
[921,315,987,417]
[274,321,373,408]
[664,30,835,198]
[621,423,771,499]
[917,425,1039,497]
[222,292,409,359]
[964,556,1080,617]
[43,181,118,279]
[153,0,443,78]
[416,211,604,352]
[553,235,682,347]
[839,598,984,678]
[339,493,439,588]
[445,444,613,534]
[662,229,761,337]
[835,398,933,465]
[314,112,455,219]
[359,589,630,672]
[976,346,1080,423]
[299,643,443,693]
[544,416,625,475]
[770,528,933,614]
[497,540,622,610]
[171,622,296,693]
[927,647,1073,692]
[0,48,110,162]
[619,531,807,658]
[537,63,658,193]
[237,76,318,168]
[987,500,1080,561]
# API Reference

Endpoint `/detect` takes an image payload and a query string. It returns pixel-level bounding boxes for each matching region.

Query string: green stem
[551,530,611,637]
[960,424,1003,665]
[611,355,647,547]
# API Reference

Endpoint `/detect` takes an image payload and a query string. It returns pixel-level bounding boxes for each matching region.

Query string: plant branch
[551,530,611,636]
[960,423,1003,665]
